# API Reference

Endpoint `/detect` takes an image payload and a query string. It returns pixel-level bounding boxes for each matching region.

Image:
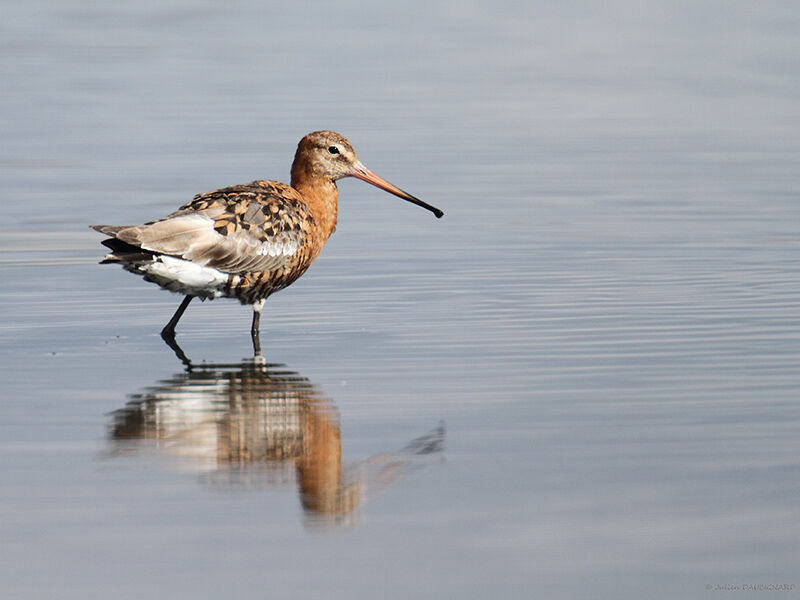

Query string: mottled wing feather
[120,180,310,274]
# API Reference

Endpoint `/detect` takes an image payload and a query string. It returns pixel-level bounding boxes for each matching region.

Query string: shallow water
[2,1,800,598]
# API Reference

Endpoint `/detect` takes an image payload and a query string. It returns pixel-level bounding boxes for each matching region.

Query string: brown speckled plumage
[168,179,319,303]
[91,130,443,356]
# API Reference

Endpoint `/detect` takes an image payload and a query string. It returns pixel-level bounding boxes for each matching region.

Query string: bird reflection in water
[108,359,444,527]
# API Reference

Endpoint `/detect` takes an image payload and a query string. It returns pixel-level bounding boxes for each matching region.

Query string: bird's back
[93,180,323,303]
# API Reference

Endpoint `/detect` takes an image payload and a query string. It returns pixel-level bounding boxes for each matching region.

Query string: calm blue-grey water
[2,1,800,598]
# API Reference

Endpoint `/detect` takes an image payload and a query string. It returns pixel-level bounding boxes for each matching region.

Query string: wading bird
[92,131,443,358]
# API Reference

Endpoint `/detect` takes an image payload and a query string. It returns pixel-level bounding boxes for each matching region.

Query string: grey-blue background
[1,1,799,598]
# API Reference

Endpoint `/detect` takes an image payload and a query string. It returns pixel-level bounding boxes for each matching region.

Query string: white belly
[125,255,229,299]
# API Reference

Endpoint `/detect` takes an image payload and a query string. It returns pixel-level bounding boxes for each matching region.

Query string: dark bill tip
[349,161,444,219]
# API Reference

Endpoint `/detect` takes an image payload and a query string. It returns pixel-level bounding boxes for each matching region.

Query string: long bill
[348,161,444,218]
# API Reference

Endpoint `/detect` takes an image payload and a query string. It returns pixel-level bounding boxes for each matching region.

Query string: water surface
[2,2,800,599]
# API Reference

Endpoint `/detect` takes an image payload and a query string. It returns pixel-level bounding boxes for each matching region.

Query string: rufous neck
[291,170,338,238]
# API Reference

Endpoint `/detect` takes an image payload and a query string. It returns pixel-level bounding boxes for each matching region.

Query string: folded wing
[94,181,310,275]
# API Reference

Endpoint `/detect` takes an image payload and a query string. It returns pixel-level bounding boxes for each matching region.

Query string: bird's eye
[328,146,340,155]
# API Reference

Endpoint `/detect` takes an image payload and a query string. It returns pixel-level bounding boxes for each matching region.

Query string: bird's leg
[251,299,265,359]
[161,296,195,369]
[161,295,193,339]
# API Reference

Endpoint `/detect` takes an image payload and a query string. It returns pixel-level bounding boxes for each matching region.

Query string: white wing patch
[256,240,299,257]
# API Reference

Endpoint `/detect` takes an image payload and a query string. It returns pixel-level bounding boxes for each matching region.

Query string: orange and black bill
[349,161,444,218]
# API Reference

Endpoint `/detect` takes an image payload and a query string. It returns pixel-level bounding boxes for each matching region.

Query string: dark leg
[251,299,265,358]
[161,295,193,339]
[160,296,195,369]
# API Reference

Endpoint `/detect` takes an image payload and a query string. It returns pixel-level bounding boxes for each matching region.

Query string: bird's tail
[90,224,154,263]
[90,224,130,237]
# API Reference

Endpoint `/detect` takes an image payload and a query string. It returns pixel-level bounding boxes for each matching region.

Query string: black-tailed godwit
[92,131,443,356]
